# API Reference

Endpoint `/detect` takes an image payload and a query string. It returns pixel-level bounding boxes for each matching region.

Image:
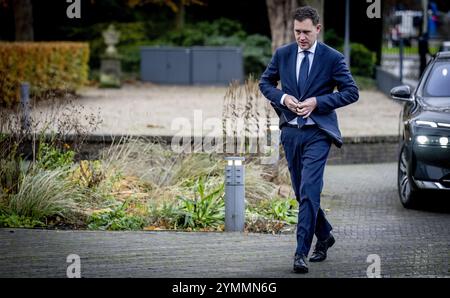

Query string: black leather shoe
[309,234,335,262]
[293,254,309,273]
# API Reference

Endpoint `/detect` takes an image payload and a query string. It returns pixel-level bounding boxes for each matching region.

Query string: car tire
[397,144,421,209]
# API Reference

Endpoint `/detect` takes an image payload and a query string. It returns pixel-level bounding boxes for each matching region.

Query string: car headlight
[415,120,450,128]
[417,135,429,144]
[415,120,437,128]
[416,135,449,146]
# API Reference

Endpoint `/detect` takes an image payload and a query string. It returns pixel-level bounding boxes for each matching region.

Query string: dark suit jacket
[259,41,359,148]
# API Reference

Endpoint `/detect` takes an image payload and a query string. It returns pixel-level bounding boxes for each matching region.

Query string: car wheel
[397,144,420,208]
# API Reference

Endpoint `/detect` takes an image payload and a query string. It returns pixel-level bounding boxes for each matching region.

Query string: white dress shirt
[280,40,317,126]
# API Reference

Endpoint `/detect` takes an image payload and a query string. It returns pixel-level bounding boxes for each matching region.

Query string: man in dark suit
[259,6,359,273]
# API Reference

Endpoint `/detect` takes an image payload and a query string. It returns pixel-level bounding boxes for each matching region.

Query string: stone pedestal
[100,24,122,88]
[100,57,121,88]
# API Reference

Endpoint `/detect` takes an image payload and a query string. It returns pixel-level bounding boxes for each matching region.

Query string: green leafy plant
[148,200,182,229]
[0,213,45,228]
[254,197,298,224]
[36,141,75,171]
[87,200,145,230]
[267,198,298,224]
[176,176,225,230]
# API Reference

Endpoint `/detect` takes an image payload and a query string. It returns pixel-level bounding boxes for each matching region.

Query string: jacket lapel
[288,44,300,99]
[302,42,324,99]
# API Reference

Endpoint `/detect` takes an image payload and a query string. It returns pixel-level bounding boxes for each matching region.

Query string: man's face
[294,19,321,50]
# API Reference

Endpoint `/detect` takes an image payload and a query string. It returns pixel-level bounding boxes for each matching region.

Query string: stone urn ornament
[100,24,122,88]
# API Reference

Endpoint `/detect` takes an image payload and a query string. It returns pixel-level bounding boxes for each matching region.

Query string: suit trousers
[280,124,333,256]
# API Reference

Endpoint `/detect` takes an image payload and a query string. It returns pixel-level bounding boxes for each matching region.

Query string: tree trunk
[175,0,185,30]
[13,0,34,41]
[266,0,298,52]
[265,0,324,52]
[307,0,324,42]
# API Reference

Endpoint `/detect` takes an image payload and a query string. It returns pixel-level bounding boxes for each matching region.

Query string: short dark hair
[293,6,320,25]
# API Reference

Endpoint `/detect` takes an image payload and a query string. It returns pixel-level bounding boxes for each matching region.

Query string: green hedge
[325,29,376,78]
[333,42,376,78]
[0,42,90,107]
[349,43,376,77]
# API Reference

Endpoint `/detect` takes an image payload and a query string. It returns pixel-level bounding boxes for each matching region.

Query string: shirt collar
[298,40,317,55]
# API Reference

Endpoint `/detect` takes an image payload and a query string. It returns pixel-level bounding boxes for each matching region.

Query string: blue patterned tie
[297,51,310,127]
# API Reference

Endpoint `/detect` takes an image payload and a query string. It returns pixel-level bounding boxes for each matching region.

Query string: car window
[424,61,450,97]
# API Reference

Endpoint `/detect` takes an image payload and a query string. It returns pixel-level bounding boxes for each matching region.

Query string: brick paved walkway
[1,163,449,278]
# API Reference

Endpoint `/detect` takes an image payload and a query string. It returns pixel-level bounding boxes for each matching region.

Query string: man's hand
[284,95,300,114]
[296,97,317,118]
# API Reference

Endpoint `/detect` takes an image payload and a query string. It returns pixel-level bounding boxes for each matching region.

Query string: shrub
[0,42,90,107]
[242,34,272,79]
[198,18,246,38]
[206,33,272,76]
[118,40,156,73]
[162,27,207,47]
[324,29,344,49]
[160,18,246,48]
[327,30,376,79]
[115,22,162,72]
[336,42,376,77]
[350,43,376,77]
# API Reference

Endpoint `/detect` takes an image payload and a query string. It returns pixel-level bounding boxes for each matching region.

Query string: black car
[390,51,450,208]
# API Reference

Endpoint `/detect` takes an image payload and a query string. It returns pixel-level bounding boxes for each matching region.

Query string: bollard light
[224,156,245,232]
[20,82,31,132]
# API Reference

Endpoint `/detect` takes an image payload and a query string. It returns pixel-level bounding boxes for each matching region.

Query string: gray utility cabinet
[140,46,243,85]
[140,47,191,84]
[191,47,243,85]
